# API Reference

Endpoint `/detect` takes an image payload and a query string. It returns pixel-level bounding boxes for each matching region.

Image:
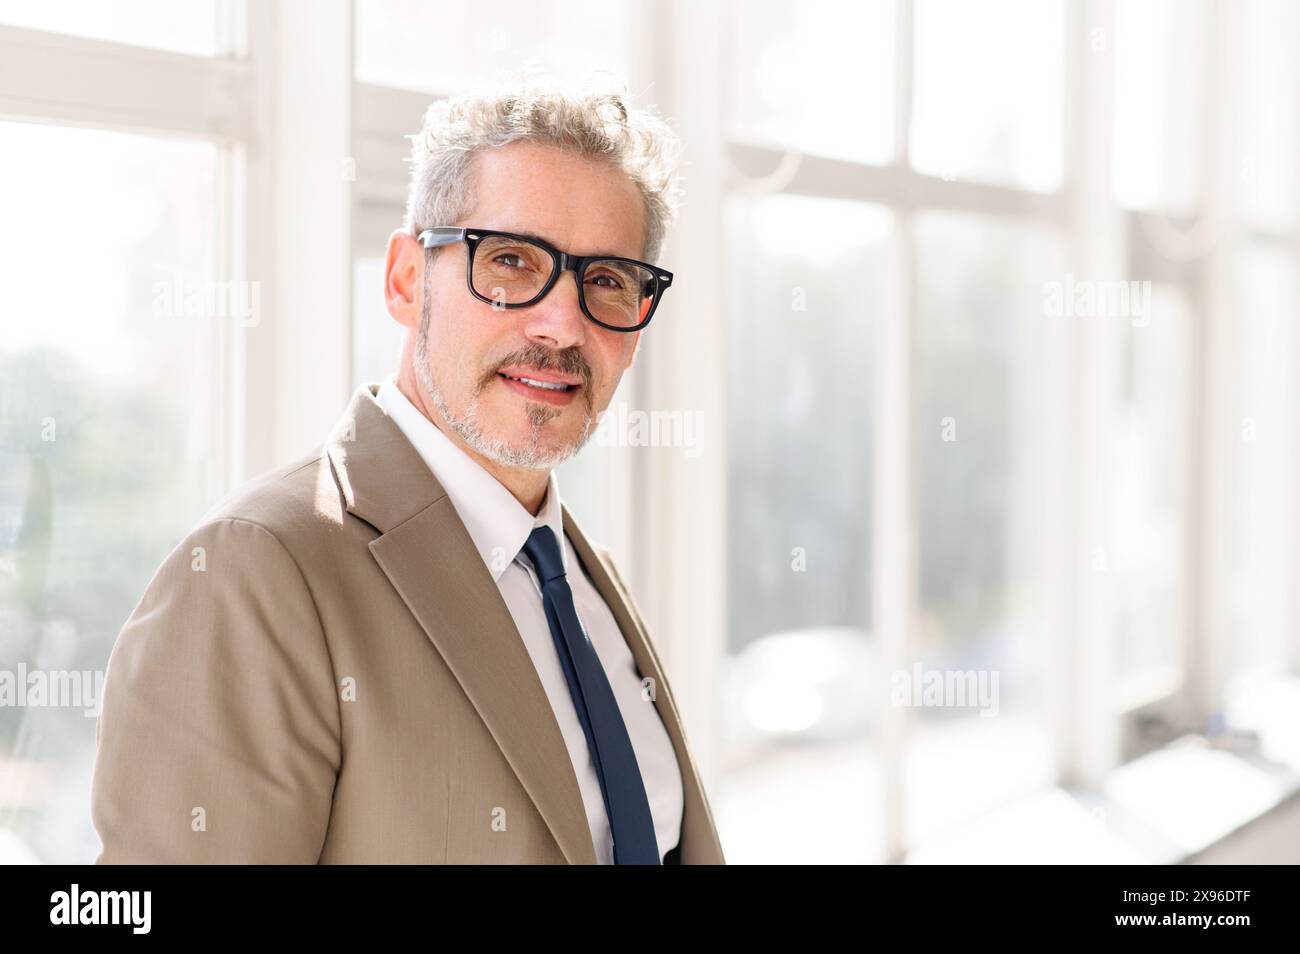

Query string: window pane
[727,0,895,164]
[0,122,225,862]
[1234,0,1299,232]
[0,0,222,56]
[1106,285,1190,692]
[1229,246,1298,683]
[1113,0,1211,215]
[721,194,887,862]
[909,212,1061,847]
[355,0,633,93]
[911,0,1064,192]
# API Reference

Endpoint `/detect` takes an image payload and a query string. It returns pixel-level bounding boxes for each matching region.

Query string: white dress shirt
[376,373,683,863]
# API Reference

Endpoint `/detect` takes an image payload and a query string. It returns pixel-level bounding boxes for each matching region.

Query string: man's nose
[521,269,588,349]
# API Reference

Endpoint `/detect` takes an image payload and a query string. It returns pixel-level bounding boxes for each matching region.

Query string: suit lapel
[563,507,727,865]
[326,384,597,864]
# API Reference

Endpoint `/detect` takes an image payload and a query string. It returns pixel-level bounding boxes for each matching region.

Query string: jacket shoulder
[195,447,347,542]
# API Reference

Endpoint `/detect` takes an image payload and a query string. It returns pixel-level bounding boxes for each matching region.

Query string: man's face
[401,141,648,470]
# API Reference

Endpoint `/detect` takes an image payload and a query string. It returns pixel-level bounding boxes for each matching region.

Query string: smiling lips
[496,368,583,406]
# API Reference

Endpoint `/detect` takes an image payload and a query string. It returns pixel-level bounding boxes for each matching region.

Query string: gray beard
[413,288,595,471]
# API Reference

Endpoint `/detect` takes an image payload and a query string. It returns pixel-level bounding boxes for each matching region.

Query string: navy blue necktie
[521,525,660,865]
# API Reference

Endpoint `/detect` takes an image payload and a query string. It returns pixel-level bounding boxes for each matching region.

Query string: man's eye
[589,272,623,288]
[495,253,527,269]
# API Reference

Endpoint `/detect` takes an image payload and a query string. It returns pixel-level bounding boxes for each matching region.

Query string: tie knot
[521,525,566,584]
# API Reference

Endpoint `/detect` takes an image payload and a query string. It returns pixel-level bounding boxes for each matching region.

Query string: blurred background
[1,0,1298,864]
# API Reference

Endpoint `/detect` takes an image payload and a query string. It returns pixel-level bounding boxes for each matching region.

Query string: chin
[467,414,584,467]
[510,426,585,458]
[488,439,581,470]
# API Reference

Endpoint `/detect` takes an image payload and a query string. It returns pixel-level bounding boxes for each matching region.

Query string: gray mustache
[489,343,591,389]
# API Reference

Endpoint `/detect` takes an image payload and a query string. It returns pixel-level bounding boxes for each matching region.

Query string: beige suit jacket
[91,382,726,864]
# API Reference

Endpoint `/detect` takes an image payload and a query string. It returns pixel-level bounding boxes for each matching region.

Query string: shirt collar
[375,372,567,582]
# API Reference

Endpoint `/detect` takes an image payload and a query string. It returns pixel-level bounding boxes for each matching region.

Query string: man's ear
[384,229,422,330]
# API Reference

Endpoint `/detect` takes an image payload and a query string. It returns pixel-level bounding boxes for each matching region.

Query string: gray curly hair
[403,68,685,265]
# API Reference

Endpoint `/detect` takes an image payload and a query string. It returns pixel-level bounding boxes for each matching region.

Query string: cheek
[427,295,491,378]
[589,340,634,396]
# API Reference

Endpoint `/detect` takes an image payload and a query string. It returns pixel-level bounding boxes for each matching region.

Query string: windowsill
[905,674,1300,864]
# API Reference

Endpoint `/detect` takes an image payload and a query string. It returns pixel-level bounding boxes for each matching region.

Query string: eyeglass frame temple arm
[417,227,466,248]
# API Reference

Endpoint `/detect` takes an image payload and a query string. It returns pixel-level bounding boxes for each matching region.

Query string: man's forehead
[465,145,646,259]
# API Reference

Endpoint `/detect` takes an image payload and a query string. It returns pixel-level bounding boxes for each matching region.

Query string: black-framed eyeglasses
[417,225,673,332]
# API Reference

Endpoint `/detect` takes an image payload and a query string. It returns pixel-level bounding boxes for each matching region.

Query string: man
[90,71,725,864]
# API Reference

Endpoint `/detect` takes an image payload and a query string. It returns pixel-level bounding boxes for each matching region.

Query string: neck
[395,369,550,516]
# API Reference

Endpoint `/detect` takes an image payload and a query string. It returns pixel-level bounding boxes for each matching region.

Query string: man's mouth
[498,372,576,392]
[496,369,583,406]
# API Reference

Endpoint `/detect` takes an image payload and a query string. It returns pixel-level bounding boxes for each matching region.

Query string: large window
[0,124,228,862]
[2,1,255,864]
[718,0,1299,863]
